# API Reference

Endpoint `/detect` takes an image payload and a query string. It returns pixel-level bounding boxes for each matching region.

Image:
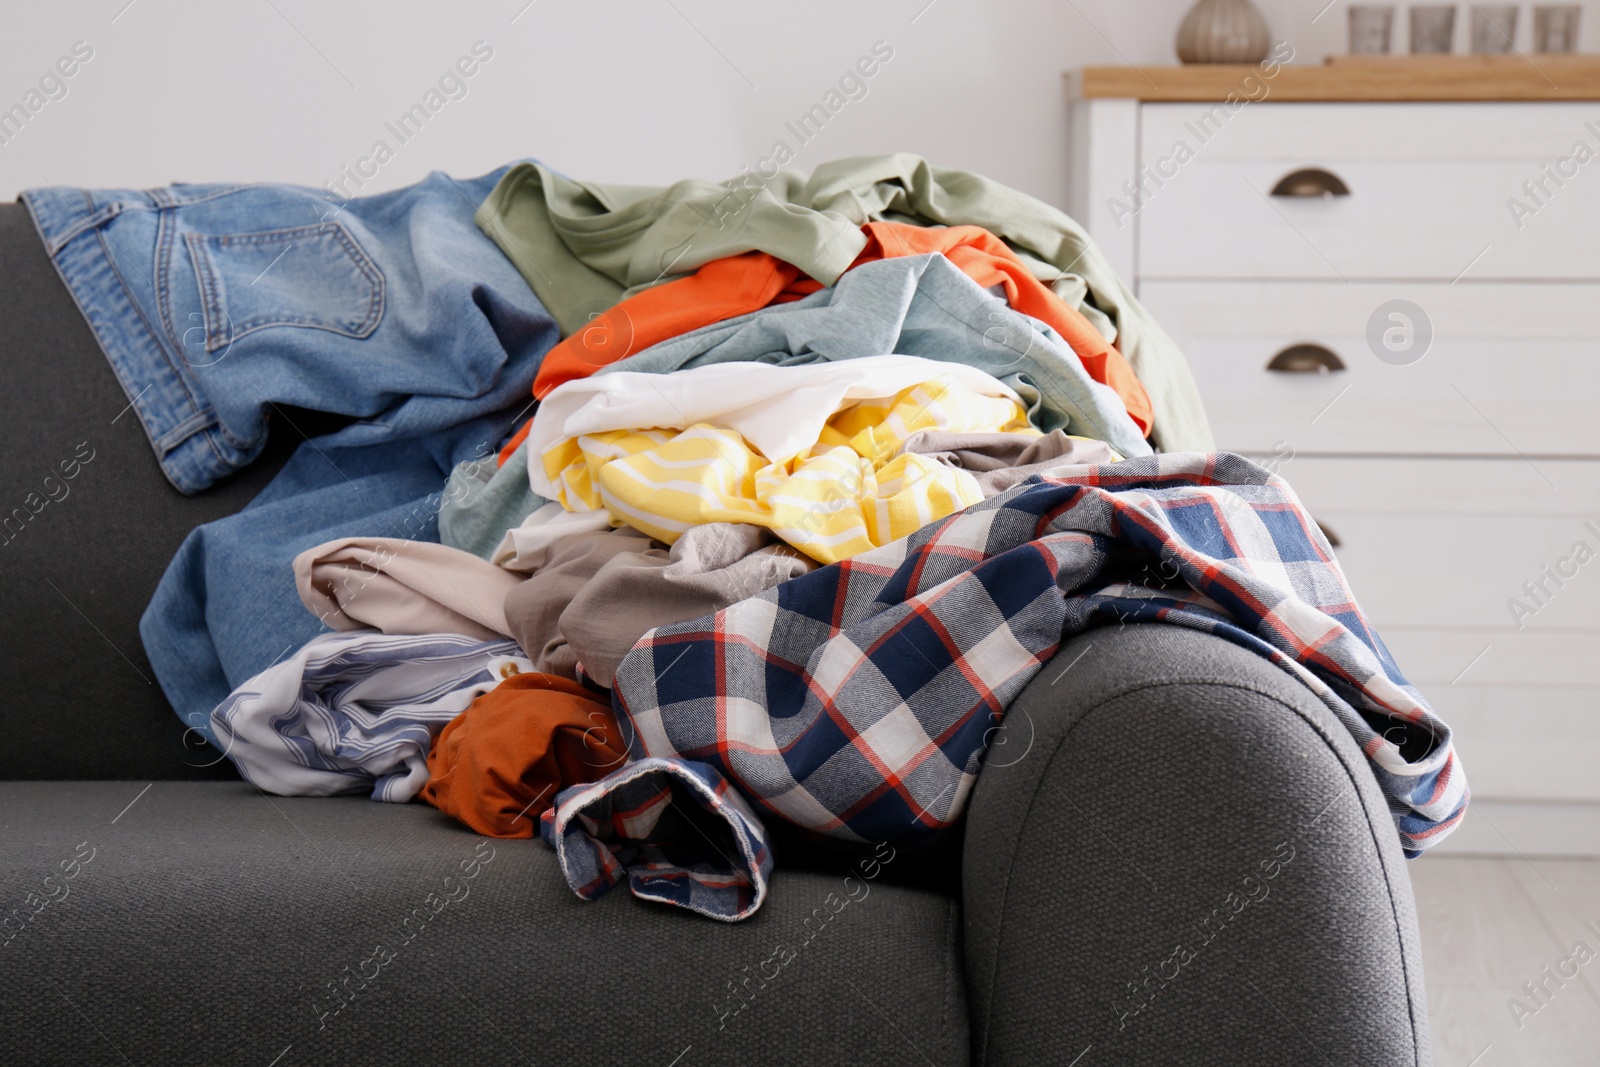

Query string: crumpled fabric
[420,672,628,838]
[504,521,815,688]
[474,153,1212,451]
[209,631,531,802]
[540,756,773,922]
[438,446,548,561]
[500,521,656,680]
[541,452,1467,921]
[532,355,1036,563]
[592,253,1152,459]
[146,417,530,752]
[294,536,523,640]
[516,221,1152,437]
[899,429,1119,497]
[491,503,619,574]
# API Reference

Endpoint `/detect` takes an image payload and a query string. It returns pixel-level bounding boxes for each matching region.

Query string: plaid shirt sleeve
[539,757,773,921]
[546,452,1467,921]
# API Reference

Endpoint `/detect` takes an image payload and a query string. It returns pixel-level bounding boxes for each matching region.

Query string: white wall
[6,0,1593,206]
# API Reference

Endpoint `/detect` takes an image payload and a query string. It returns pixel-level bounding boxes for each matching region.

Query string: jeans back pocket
[185,222,385,353]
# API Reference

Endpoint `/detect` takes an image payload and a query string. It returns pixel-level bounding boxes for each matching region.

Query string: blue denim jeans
[143,423,524,749]
[23,168,557,743]
[22,167,553,494]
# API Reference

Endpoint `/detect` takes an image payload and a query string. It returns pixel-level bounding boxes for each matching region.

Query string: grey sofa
[0,200,1432,1065]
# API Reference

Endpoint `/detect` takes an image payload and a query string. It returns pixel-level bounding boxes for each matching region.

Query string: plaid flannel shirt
[540,452,1467,921]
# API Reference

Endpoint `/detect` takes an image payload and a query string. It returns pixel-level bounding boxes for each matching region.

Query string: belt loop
[44,201,125,255]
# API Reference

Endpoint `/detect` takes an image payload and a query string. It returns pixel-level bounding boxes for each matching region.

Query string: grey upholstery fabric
[962,625,1432,1066]
[0,781,967,1066]
[0,201,349,780]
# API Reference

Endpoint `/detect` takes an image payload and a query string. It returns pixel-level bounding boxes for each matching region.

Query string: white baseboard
[1432,798,1600,859]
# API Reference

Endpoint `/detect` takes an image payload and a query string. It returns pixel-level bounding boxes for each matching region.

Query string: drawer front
[1380,628,1600,800]
[1277,457,1600,632]
[1423,685,1600,802]
[1140,280,1600,457]
[1383,628,1600,687]
[1135,102,1600,280]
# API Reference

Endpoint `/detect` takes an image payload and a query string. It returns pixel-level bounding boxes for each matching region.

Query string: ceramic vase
[1176,0,1272,63]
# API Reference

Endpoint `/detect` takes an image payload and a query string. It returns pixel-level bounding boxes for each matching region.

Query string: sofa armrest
[961,624,1432,1067]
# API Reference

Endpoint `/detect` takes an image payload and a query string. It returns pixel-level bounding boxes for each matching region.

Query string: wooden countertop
[1067,55,1600,101]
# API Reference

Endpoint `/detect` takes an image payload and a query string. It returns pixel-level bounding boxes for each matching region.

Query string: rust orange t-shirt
[419,672,629,839]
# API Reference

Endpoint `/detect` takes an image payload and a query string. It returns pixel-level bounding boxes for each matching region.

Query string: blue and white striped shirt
[210,631,532,802]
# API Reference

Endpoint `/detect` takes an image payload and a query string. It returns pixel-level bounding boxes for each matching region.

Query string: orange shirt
[500,222,1151,463]
[851,222,1152,435]
[419,673,628,839]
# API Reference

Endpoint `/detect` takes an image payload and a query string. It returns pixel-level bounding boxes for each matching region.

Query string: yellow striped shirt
[541,378,1038,564]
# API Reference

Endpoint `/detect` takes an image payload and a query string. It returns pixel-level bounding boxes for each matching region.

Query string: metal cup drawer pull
[1269,168,1351,198]
[1315,519,1342,548]
[1266,343,1346,374]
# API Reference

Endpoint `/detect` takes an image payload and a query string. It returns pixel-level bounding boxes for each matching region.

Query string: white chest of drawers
[1066,70,1600,813]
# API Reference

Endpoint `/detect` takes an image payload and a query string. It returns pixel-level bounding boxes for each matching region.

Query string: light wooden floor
[1411,856,1600,1065]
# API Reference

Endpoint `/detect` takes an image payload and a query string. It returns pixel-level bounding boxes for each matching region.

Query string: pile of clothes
[27,155,1466,922]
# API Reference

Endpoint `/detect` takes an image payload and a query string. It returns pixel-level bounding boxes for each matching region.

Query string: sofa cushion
[0,781,967,1066]
[0,201,349,781]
